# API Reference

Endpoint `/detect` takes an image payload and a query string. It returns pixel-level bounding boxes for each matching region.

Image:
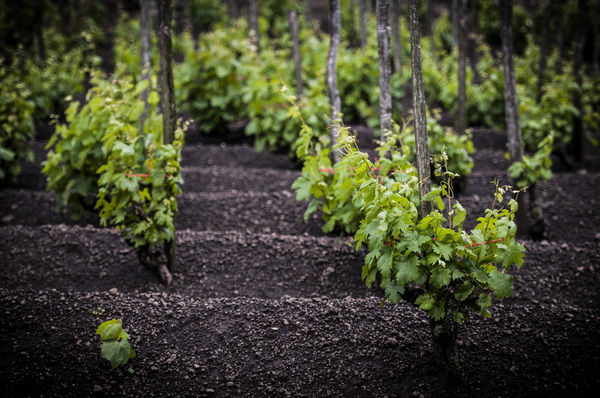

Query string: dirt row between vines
[1,128,599,397]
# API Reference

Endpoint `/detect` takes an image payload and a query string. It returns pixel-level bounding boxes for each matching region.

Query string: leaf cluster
[400,108,474,179]
[422,30,599,156]
[95,79,184,250]
[43,74,184,260]
[292,114,525,324]
[508,132,553,188]
[1,26,95,182]
[174,23,248,134]
[168,12,410,155]
[349,147,526,322]
[0,69,36,181]
[291,121,362,234]
[292,114,420,235]
[96,319,135,371]
[43,74,122,218]
[12,25,98,123]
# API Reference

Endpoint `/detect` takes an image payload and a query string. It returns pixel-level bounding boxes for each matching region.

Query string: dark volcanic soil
[1,125,600,398]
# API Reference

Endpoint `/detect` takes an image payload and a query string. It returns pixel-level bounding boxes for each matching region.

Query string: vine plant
[43,75,185,284]
[292,110,526,377]
[96,319,135,372]
[345,129,526,377]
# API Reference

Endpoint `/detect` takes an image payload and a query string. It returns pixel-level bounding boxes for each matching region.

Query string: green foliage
[241,23,334,153]
[431,11,453,55]
[43,74,117,218]
[174,11,411,153]
[174,22,247,134]
[421,30,599,158]
[113,16,157,79]
[291,121,363,234]
[0,69,36,181]
[582,75,600,140]
[469,41,506,129]
[291,105,472,235]
[400,109,474,180]
[18,26,98,123]
[28,52,90,122]
[508,133,553,189]
[515,43,599,151]
[291,108,422,235]
[422,41,506,131]
[293,116,524,323]
[186,0,225,32]
[338,43,409,132]
[519,73,577,149]
[351,145,526,321]
[292,103,524,323]
[477,0,530,56]
[44,75,184,261]
[96,319,135,372]
[95,81,184,251]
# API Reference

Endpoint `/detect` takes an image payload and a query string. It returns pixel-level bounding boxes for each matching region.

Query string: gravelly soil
[1,125,600,398]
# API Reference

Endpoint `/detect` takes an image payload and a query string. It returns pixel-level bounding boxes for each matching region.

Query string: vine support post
[499,0,527,236]
[327,0,342,164]
[359,0,367,50]
[451,0,458,46]
[139,0,152,130]
[289,9,303,98]
[157,0,177,275]
[555,2,566,73]
[249,0,260,53]
[470,0,480,83]
[594,0,599,78]
[390,0,402,74]
[408,0,431,220]
[457,0,467,135]
[536,0,551,103]
[377,0,392,144]
[349,0,358,47]
[427,0,436,57]
[410,0,460,378]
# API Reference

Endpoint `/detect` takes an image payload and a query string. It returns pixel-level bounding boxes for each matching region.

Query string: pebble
[93,385,102,392]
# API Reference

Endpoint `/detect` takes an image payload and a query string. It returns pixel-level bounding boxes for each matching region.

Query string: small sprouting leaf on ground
[96,319,119,336]
[96,319,135,371]
[101,339,133,370]
[100,322,123,341]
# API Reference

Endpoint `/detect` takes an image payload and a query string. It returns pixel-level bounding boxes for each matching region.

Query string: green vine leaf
[394,256,420,284]
[454,283,474,301]
[430,268,452,288]
[488,270,514,300]
[381,278,405,304]
[101,339,134,370]
[498,242,526,270]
